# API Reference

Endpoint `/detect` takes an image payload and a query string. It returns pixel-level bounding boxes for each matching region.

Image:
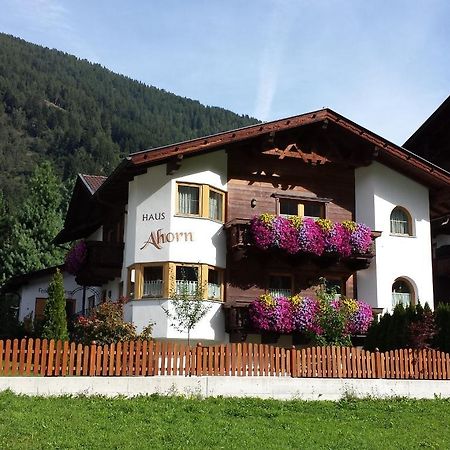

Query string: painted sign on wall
[140,229,194,250]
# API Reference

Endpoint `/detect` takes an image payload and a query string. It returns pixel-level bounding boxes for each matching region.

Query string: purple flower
[298,218,325,256]
[65,240,87,275]
[346,301,373,334]
[249,295,278,331]
[349,224,373,254]
[323,223,352,257]
[274,296,295,333]
[292,296,322,334]
[274,217,300,254]
[250,216,274,250]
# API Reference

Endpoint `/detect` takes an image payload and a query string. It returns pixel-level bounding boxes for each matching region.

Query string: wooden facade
[223,123,371,309]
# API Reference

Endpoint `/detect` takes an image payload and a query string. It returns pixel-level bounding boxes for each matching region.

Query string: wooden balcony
[224,218,379,272]
[75,241,124,286]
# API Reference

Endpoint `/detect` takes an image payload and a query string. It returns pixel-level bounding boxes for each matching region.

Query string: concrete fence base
[1,376,450,400]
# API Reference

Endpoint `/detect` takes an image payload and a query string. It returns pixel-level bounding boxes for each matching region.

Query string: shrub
[364,302,437,351]
[434,303,450,353]
[72,297,152,346]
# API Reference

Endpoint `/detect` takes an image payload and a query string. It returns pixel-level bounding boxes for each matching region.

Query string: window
[208,189,224,222]
[392,278,414,307]
[176,183,225,222]
[268,275,292,298]
[127,263,224,301]
[279,198,324,219]
[208,267,222,300]
[143,266,163,298]
[176,265,199,297]
[87,295,96,313]
[34,298,76,322]
[178,184,200,216]
[390,207,412,235]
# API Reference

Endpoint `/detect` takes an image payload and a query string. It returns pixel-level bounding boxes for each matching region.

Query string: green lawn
[0,391,449,449]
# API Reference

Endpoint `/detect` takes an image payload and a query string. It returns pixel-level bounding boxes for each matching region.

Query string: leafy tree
[0,161,66,283]
[41,269,69,341]
[163,278,212,347]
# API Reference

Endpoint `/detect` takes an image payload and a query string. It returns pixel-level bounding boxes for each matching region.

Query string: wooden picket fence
[1,338,450,379]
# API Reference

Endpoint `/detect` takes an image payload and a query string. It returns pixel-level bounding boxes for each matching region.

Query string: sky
[0,0,449,145]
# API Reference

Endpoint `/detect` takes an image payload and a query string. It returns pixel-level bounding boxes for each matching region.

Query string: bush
[364,302,437,351]
[434,303,450,353]
[72,298,152,346]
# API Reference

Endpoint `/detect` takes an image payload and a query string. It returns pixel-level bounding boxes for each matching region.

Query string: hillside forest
[0,33,258,284]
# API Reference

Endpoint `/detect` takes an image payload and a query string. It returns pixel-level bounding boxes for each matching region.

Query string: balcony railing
[175,280,199,297]
[268,289,292,299]
[143,280,163,298]
[208,283,221,300]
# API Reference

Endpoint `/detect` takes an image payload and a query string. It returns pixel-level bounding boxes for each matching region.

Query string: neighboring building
[2,266,101,323]
[6,108,450,344]
[404,95,450,304]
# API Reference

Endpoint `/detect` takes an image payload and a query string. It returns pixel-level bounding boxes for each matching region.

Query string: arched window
[392,278,414,307]
[390,207,412,235]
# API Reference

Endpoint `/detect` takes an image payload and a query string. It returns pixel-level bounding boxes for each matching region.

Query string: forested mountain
[0,33,258,204]
[0,33,258,284]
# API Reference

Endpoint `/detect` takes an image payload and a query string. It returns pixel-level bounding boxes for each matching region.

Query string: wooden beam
[166,154,183,175]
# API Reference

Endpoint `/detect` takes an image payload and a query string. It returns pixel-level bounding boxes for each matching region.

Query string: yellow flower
[316,218,332,232]
[288,215,303,229]
[260,293,276,307]
[289,294,303,306]
[342,220,357,232]
[342,297,358,314]
[260,213,275,227]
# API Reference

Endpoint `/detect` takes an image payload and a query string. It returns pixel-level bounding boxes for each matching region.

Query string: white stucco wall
[120,150,228,342]
[17,272,98,321]
[123,299,228,344]
[125,150,227,269]
[355,162,434,311]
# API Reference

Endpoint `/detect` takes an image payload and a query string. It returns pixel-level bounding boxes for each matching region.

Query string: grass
[0,391,450,449]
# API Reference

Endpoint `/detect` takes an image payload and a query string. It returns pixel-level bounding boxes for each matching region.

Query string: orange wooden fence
[1,339,450,379]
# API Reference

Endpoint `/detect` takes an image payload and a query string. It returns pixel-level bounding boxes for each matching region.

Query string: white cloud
[254,0,297,121]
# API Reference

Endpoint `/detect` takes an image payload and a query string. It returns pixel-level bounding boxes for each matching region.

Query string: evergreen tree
[41,269,69,341]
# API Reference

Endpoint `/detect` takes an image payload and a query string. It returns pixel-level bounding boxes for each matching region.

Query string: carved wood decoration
[263,142,331,166]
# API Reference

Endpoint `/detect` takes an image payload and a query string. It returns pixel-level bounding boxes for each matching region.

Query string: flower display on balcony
[249,293,373,342]
[250,215,372,257]
[64,240,87,275]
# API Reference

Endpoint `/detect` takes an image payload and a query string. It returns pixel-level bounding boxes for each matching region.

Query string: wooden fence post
[290,346,297,377]
[89,342,96,376]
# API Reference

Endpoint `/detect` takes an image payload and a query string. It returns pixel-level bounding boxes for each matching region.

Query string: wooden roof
[404,95,450,171]
[57,108,450,243]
